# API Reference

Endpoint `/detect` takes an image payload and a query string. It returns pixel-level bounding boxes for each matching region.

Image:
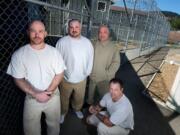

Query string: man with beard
[56,19,94,123]
[7,20,66,135]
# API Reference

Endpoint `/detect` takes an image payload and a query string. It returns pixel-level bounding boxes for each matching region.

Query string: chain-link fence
[108,0,170,58]
[0,0,170,134]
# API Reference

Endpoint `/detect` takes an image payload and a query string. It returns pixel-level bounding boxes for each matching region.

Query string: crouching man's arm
[96,113,114,127]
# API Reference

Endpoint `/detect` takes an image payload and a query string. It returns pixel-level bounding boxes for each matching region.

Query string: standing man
[56,19,94,123]
[87,78,134,135]
[7,20,66,135]
[87,25,120,105]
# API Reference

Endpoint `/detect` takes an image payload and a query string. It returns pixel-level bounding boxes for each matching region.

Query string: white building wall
[167,66,180,113]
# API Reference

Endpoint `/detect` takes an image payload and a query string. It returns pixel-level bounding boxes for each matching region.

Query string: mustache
[33,37,42,39]
[72,31,78,34]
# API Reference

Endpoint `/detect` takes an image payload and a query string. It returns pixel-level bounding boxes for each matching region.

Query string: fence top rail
[25,0,90,17]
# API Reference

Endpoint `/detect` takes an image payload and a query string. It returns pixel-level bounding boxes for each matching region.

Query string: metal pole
[124,0,137,52]
[106,0,111,24]
[139,6,150,56]
[25,0,89,17]
[117,13,122,41]
[87,0,95,38]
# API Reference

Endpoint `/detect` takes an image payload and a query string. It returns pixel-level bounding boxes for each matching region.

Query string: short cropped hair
[98,24,111,38]
[27,19,46,30]
[98,25,110,32]
[109,78,124,88]
[68,19,81,27]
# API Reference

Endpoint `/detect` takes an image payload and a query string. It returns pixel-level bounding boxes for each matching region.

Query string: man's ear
[45,31,47,37]
[26,30,29,36]
[121,88,124,92]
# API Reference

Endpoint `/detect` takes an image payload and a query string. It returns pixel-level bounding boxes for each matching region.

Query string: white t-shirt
[7,44,66,91]
[100,93,134,130]
[56,35,94,83]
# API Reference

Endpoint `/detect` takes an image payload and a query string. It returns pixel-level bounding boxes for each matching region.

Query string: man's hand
[89,105,101,114]
[103,115,109,124]
[34,91,52,103]
[103,115,114,127]
[89,105,97,114]
[96,113,114,127]
[13,78,53,103]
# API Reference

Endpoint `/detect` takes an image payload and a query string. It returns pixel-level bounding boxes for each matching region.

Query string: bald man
[7,20,66,135]
[87,25,120,105]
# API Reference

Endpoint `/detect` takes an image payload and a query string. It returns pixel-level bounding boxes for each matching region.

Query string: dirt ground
[148,62,179,102]
[147,47,180,103]
[130,46,180,103]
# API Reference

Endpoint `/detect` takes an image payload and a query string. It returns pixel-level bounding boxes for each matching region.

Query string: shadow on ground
[116,52,175,135]
[58,47,178,135]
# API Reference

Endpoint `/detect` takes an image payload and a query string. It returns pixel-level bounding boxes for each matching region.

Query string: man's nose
[35,32,39,36]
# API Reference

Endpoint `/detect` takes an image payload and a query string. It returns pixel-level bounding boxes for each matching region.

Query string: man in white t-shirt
[56,19,94,123]
[7,20,66,135]
[87,78,134,135]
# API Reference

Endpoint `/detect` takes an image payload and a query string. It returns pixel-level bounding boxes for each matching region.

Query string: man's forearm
[14,78,36,97]
[46,72,64,92]
[96,113,114,127]
[96,113,105,121]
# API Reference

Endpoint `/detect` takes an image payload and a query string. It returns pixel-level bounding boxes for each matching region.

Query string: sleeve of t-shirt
[86,40,94,76]
[55,38,63,53]
[6,51,26,78]
[109,105,130,125]
[53,49,66,75]
[99,93,109,107]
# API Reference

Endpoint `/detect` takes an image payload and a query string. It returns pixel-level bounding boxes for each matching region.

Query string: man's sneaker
[75,111,84,119]
[60,114,65,124]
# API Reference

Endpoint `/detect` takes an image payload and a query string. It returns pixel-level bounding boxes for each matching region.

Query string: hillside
[162,11,180,30]
[162,11,180,18]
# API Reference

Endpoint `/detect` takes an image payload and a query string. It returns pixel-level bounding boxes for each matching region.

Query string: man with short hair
[87,78,134,135]
[7,20,66,135]
[87,25,120,105]
[56,19,94,123]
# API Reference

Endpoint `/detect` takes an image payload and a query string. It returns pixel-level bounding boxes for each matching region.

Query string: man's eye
[30,30,36,33]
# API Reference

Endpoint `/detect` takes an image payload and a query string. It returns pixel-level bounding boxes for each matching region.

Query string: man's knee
[97,122,108,135]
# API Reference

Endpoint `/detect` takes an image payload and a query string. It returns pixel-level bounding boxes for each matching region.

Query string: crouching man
[86,78,134,135]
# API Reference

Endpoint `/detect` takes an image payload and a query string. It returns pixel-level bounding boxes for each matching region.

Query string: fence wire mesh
[0,0,170,134]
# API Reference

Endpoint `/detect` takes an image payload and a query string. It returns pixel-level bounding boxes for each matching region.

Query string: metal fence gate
[0,0,170,134]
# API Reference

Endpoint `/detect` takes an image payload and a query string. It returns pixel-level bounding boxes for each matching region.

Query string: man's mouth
[34,37,41,40]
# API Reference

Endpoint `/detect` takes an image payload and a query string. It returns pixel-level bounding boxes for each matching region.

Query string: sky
[114,0,180,14]
[156,0,180,14]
